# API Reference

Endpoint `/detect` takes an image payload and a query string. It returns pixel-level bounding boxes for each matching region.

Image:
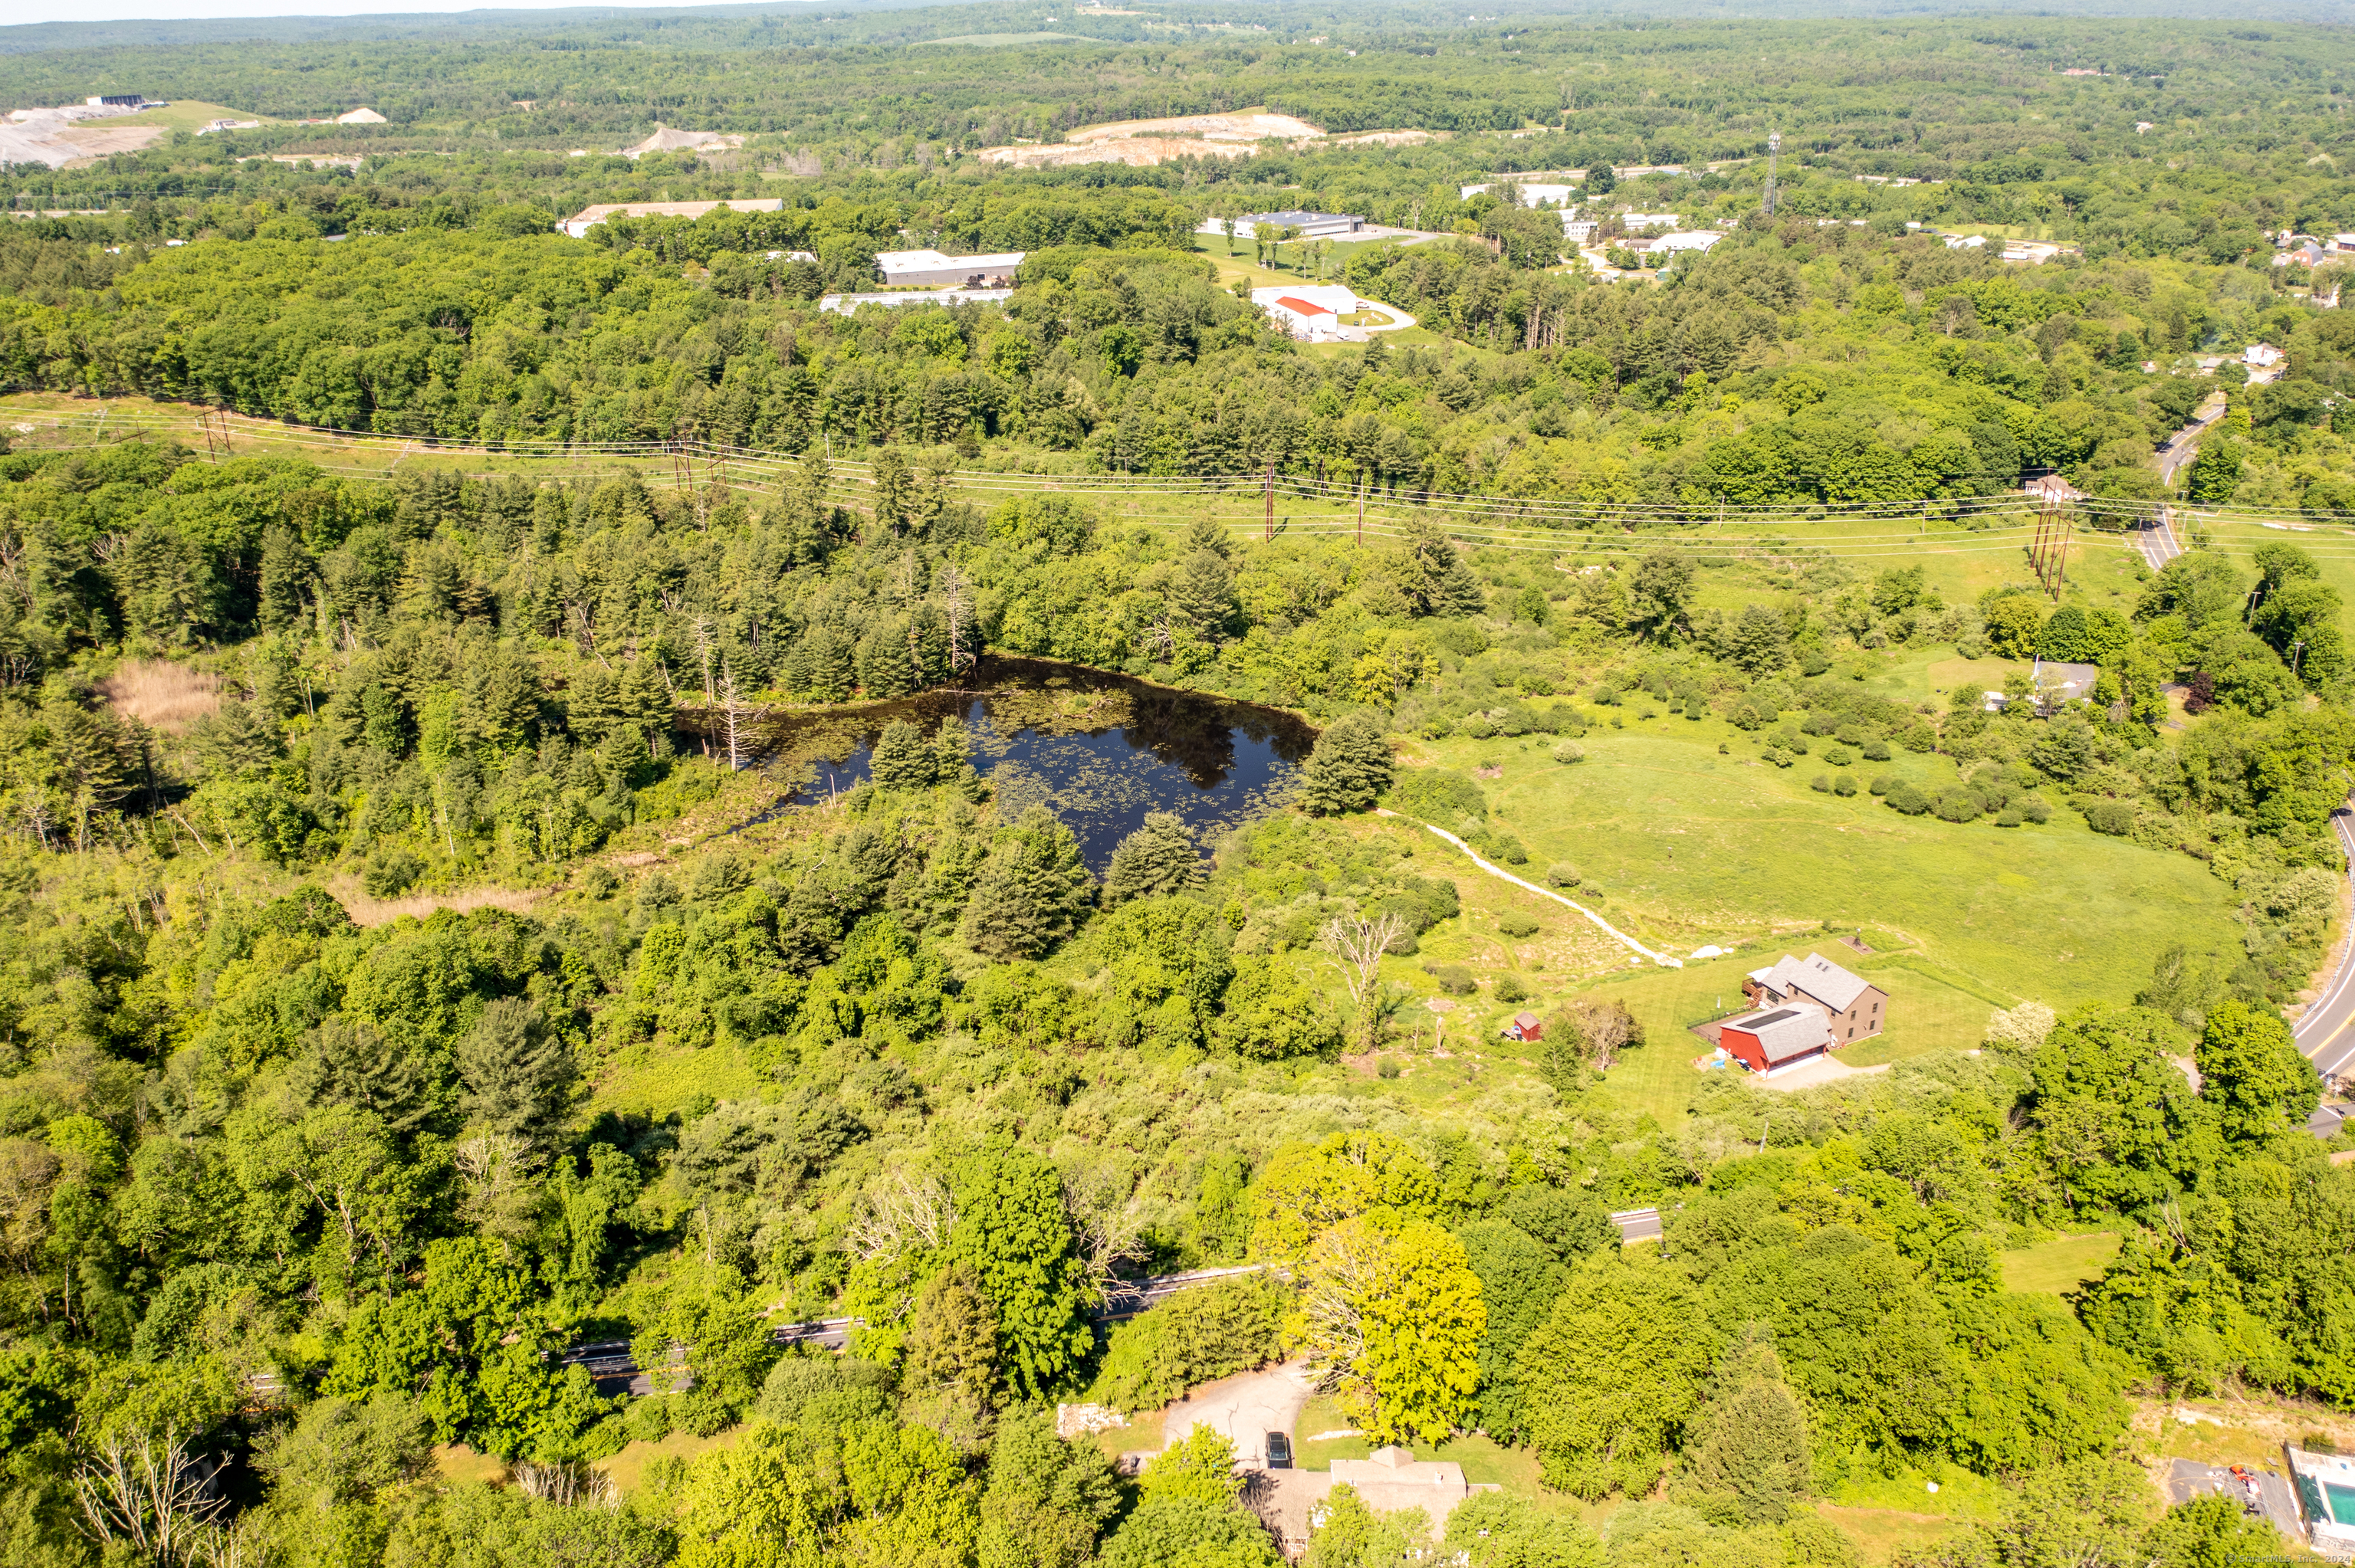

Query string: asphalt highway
[2294,807,2355,1084]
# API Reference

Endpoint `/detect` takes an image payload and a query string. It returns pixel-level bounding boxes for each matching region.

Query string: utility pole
[1764,131,1780,218]
[2051,514,2074,601]
[1356,475,1366,546]
[1264,462,1275,543]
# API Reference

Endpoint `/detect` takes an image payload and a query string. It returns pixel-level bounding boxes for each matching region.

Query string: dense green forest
[5,5,2355,1567]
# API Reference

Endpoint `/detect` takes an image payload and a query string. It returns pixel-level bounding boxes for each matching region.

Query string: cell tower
[1764,130,1781,217]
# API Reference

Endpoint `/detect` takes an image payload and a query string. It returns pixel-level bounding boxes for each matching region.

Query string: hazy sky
[7,0,737,26]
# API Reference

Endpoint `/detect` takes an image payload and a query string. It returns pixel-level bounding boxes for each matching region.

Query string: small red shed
[1501,1011,1543,1042]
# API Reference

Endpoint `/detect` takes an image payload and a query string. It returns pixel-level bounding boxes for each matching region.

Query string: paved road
[2295,806,2355,1087]
[2137,504,2183,572]
[2159,399,2228,487]
[561,1266,1268,1395]
[2166,1458,2305,1548]
[1158,1360,1315,1470]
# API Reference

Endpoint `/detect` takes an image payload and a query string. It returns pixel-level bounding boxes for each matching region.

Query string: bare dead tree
[1319,911,1405,1052]
[937,563,972,674]
[194,1517,275,1568]
[74,1425,226,1563]
[511,1460,619,1509]
[1061,1161,1148,1298]
[718,658,766,773]
[846,1169,954,1263]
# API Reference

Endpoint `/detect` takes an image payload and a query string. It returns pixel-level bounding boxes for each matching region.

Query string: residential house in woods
[1743,952,1887,1044]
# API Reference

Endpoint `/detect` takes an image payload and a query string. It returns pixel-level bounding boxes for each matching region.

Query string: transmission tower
[1764,131,1781,217]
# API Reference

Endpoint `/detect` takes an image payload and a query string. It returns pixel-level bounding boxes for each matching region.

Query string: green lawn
[2201,516,2355,647]
[1381,717,2241,1119]
[1430,723,2238,1013]
[1999,1232,2121,1295]
[113,99,280,130]
[594,1423,743,1494]
[1292,1395,1550,1494]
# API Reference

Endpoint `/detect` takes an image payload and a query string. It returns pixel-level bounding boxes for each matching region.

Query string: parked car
[1265,1432,1292,1470]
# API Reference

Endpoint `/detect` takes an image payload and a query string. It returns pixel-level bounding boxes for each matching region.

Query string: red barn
[1718,1003,1835,1078]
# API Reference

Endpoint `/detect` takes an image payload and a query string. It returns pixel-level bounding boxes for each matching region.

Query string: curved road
[2294,806,2355,1086]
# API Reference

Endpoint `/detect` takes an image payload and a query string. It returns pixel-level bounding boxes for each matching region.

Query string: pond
[723,658,1318,872]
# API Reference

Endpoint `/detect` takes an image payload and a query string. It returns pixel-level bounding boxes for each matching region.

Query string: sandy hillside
[57,126,167,158]
[980,108,1335,168]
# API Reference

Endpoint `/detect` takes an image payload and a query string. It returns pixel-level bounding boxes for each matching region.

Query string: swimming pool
[2325,1479,2355,1525]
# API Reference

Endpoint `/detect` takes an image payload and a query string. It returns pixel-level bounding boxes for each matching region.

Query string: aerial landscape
[8,0,2355,1562]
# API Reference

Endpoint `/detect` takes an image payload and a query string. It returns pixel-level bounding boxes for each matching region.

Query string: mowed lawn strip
[1999,1232,2123,1296]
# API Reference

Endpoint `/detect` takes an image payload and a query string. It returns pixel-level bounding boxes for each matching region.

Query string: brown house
[1742,953,1887,1045]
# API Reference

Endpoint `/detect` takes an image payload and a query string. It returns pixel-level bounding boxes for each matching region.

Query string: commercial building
[1461,181,1578,208]
[1637,231,1725,260]
[875,248,1026,288]
[1228,209,1365,240]
[1249,284,1368,342]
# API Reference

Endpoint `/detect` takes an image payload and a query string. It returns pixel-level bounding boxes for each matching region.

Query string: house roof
[1238,209,1361,226]
[2032,658,2100,701]
[1513,1012,1541,1029]
[875,248,1027,273]
[2023,474,2087,502]
[1724,1002,1836,1063]
[1756,952,1874,1013]
[1275,295,1335,317]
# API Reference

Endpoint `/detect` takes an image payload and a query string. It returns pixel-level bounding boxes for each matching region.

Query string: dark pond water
[724,658,1317,872]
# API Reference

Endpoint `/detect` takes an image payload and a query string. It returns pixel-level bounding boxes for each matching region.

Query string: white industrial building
[1640,231,1725,258]
[1219,209,1366,240]
[875,248,1026,287]
[1250,284,1371,342]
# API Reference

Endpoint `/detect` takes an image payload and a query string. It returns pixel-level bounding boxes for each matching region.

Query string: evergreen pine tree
[1184,515,1231,559]
[1170,551,1236,638]
[1296,713,1394,815]
[858,618,916,698]
[1404,520,1488,617]
[958,806,1095,959]
[903,1264,1001,1405]
[869,719,938,791]
[1675,1325,1812,1524]
[1102,812,1204,904]
[454,998,577,1149]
